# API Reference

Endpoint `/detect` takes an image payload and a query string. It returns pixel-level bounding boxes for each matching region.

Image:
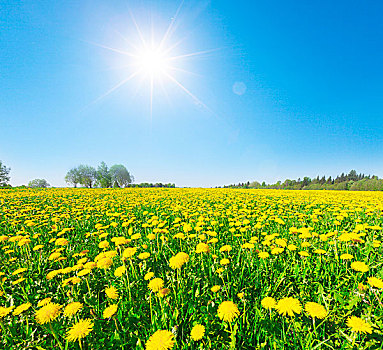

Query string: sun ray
[169,48,221,61]
[83,70,142,111]
[158,0,185,51]
[129,10,148,49]
[85,40,137,58]
[164,72,210,111]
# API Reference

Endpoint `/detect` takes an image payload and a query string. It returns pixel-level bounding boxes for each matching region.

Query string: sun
[136,46,170,78]
[88,3,216,116]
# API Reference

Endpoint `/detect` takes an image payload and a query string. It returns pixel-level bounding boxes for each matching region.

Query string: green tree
[65,168,81,188]
[110,164,133,188]
[96,161,112,188]
[77,165,97,188]
[0,161,11,186]
[28,179,50,188]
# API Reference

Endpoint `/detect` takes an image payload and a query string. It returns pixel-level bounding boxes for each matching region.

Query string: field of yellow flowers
[0,188,382,349]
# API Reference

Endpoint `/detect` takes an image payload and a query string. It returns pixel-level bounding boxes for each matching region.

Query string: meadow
[0,188,382,349]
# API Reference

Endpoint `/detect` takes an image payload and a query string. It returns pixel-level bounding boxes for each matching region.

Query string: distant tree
[65,168,81,188]
[348,170,358,181]
[28,179,50,188]
[0,161,11,186]
[302,177,311,187]
[249,181,261,189]
[77,165,97,188]
[96,161,112,188]
[110,164,133,188]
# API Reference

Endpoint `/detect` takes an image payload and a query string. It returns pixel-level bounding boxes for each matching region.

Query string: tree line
[65,162,133,188]
[222,170,383,191]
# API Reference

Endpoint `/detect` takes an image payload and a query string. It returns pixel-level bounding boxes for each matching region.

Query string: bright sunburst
[135,46,170,78]
[90,4,214,117]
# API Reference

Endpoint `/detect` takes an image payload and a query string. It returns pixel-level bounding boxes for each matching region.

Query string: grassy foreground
[0,188,382,349]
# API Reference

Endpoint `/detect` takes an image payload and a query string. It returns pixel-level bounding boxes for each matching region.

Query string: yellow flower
[64,302,83,317]
[35,303,62,324]
[37,297,52,307]
[219,245,232,252]
[123,247,137,259]
[190,324,205,341]
[169,252,189,269]
[258,252,269,259]
[99,240,110,249]
[346,316,372,334]
[261,297,276,310]
[298,251,309,257]
[0,306,14,318]
[195,242,210,253]
[217,301,240,322]
[12,267,27,275]
[275,297,301,316]
[287,244,297,251]
[114,265,126,277]
[146,330,175,350]
[220,258,230,265]
[211,285,221,293]
[367,277,383,289]
[144,272,155,280]
[148,278,164,292]
[105,286,119,299]
[138,252,150,260]
[66,319,94,342]
[305,302,328,319]
[340,253,353,260]
[97,257,113,269]
[351,261,369,273]
[13,302,32,316]
[12,277,25,285]
[103,304,118,318]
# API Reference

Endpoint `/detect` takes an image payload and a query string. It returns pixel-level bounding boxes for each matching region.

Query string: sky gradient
[1,0,383,187]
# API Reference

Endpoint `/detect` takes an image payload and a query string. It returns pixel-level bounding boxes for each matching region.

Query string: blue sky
[1,0,383,187]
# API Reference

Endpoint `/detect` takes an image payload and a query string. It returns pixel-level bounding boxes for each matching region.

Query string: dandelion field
[0,188,382,349]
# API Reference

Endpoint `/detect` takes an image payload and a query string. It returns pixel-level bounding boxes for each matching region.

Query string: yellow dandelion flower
[211,285,221,293]
[38,297,52,307]
[148,278,164,292]
[0,306,14,318]
[105,286,119,299]
[103,304,118,318]
[114,265,126,277]
[190,324,205,341]
[138,252,151,260]
[66,319,94,342]
[305,302,328,319]
[195,243,210,253]
[146,329,175,350]
[367,277,383,289]
[261,297,276,310]
[346,316,372,334]
[258,252,269,259]
[97,257,113,269]
[276,297,301,316]
[64,302,83,317]
[13,302,31,316]
[340,253,353,260]
[217,301,240,322]
[35,302,62,324]
[351,261,369,273]
[144,272,155,280]
[12,267,27,275]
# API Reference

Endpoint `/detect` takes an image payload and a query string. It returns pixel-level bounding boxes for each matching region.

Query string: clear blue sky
[1,0,383,187]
